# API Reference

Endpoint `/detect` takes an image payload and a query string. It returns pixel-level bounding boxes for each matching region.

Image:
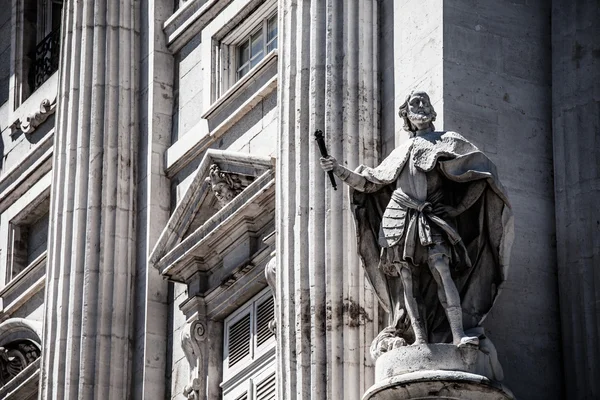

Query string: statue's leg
[397,263,427,345]
[428,254,479,347]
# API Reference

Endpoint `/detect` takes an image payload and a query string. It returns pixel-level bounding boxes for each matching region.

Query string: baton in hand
[314,130,337,190]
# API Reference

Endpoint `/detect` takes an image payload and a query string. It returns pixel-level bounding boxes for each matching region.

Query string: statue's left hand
[432,204,460,218]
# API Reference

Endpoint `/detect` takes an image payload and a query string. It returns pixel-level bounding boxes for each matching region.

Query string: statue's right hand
[320,156,338,172]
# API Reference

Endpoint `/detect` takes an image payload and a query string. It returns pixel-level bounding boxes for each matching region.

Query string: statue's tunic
[349,131,513,341]
[378,155,462,273]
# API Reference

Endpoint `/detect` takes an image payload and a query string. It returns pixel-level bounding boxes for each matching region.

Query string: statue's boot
[411,318,427,345]
[446,306,479,347]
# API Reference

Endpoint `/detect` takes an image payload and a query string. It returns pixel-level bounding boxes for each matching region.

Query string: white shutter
[255,372,276,400]
[227,313,251,368]
[255,296,274,347]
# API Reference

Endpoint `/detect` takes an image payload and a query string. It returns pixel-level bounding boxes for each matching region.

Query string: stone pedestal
[363,345,514,400]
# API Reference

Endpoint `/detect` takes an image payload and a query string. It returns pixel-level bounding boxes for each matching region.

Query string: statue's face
[407,93,434,126]
[213,182,235,204]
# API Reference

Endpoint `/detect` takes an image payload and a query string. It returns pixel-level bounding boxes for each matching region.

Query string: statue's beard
[408,110,433,125]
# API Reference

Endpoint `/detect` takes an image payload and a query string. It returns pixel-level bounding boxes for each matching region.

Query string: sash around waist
[379,189,460,249]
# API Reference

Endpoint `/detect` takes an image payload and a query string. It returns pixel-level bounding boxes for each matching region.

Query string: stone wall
[551,0,600,398]
[442,2,562,399]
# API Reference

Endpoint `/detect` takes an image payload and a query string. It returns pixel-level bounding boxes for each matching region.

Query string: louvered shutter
[255,372,276,400]
[255,296,274,347]
[235,392,248,400]
[227,313,252,368]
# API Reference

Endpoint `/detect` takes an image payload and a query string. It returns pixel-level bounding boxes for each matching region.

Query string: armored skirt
[378,188,467,276]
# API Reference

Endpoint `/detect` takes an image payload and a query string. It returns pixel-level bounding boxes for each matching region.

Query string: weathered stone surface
[363,370,514,400]
[276,1,380,399]
[551,1,600,398]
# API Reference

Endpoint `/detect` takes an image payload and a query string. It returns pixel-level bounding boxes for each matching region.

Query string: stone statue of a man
[320,91,513,357]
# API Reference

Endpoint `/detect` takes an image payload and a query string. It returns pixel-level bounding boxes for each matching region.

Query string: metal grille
[256,296,274,347]
[228,313,251,368]
[31,29,60,91]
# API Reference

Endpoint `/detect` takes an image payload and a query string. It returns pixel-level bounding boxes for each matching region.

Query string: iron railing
[30,29,60,91]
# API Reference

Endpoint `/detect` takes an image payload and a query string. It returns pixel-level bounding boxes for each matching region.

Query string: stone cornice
[0,133,54,214]
[163,0,233,53]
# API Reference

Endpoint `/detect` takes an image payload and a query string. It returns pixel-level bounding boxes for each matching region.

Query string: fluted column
[552,1,600,398]
[276,0,379,398]
[40,0,139,398]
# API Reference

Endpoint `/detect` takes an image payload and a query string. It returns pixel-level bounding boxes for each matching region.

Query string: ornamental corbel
[10,97,58,136]
[181,319,207,400]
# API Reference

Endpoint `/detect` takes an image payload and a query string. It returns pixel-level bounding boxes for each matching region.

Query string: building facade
[0,0,597,399]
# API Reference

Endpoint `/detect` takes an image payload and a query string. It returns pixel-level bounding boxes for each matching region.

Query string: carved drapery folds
[181,320,207,400]
[0,341,41,387]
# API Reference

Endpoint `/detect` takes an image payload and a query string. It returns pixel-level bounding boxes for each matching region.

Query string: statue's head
[398,91,437,135]
[206,164,241,207]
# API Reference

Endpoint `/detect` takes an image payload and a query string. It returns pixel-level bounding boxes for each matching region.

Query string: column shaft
[40,0,139,398]
[276,0,379,398]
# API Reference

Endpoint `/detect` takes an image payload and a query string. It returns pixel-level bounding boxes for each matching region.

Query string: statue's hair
[398,91,437,136]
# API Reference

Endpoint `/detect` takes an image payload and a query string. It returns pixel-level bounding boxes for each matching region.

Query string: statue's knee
[428,253,449,271]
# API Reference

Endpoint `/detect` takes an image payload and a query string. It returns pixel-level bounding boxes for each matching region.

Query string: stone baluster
[39,0,139,398]
[276,0,380,398]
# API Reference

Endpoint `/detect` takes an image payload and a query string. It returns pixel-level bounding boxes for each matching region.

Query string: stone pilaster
[276,1,379,399]
[40,0,139,398]
[552,1,600,398]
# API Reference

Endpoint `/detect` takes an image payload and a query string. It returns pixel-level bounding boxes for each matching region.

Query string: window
[30,0,63,91]
[14,0,63,105]
[222,289,276,400]
[4,195,49,283]
[210,0,278,101]
[236,14,277,80]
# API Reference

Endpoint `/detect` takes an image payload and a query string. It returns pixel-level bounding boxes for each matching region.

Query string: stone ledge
[163,0,232,53]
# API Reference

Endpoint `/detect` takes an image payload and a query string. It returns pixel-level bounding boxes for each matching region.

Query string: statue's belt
[382,189,461,248]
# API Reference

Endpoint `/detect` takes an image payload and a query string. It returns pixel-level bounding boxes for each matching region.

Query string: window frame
[235,14,277,81]
[10,0,62,112]
[212,0,277,102]
[0,171,51,289]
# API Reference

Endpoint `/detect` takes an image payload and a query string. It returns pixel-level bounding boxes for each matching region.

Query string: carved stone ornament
[264,254,277,334]
[181,320,206,400]
[10,97,58,136]
[205,164,250,208]
[320,90,515,399]
[0,341,41,387]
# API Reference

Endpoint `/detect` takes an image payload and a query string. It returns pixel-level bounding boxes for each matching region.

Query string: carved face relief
[407,93,434,126]
[212,182,236,205]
